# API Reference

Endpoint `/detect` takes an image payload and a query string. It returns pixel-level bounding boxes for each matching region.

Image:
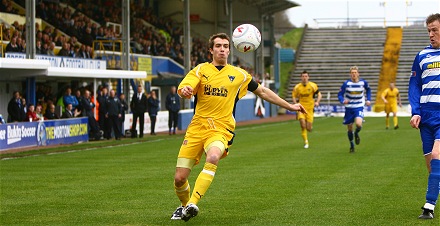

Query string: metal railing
[312,17,426,28]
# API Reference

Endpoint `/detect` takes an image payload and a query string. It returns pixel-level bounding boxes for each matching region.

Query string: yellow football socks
[301,128,308,143]
[188,162,217,205]
[393,116,398,127]
[174,180,190,206]
[385,116,390,128]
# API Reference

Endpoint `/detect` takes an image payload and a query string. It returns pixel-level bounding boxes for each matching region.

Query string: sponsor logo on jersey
[427,61,440,69]
[204,85,228,97]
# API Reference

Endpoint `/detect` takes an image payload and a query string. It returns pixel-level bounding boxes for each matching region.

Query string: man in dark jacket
[98,87,109,139]
[7,91,24,122]
[148,90,160,135]
[105,90,122,140]
[44,104,60,120]
[81,90,101,140]
[130,85,148,138]
[165,86,180,135]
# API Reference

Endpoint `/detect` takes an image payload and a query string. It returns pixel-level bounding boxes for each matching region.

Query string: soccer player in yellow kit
[292,71,321,148]
[381,83,402,129]
[170,33,306,222]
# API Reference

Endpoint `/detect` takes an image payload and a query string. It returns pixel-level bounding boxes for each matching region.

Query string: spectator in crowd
[63,87,79,111]
[98,87,109,139]
[119,93,128,137]
[26,104,39,122]
[35,105,45,121]
[7,91,23,122]
[147,90,159,136]
[166,86,180,135]
[74,89,83,112]
[80,89,101,140]
[61,103,81,118]
[5,36,19,53]
[20,97,27,121]
[58,42,70,56]
[47,42,56,56]
[16,37,25,52]
[44,104,59,120]
[36,39,44,54]
[105,90,122,140]
[73,45,81,58]
[130,85,147,138]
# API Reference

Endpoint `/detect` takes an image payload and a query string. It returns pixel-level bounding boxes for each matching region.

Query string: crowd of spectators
[1,0,215,67]
[4,84,168,140]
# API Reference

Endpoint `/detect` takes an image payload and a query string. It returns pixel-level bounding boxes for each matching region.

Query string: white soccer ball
[232,24,261,53]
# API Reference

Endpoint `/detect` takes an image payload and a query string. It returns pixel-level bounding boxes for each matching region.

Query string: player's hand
[290,103,307,114]
[383,100,388,104]
[365,100,371,106]
[410,115,421,129]
[180,86,193,98]
[315,102,320,107]
[343,100,349,104]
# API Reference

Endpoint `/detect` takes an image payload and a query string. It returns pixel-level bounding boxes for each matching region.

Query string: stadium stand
[286,27,387,106]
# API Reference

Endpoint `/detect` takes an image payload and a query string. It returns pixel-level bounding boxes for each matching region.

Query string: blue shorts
[343,107,364,125]
[419,110,440,155]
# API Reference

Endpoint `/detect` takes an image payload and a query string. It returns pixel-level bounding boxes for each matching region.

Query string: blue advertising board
[0,117,89,151]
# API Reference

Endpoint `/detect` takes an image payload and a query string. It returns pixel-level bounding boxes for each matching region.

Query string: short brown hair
[208,33,230,51]
[426,13,440,25]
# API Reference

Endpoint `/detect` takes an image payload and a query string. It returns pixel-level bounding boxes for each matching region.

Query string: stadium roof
[236,0,300,15]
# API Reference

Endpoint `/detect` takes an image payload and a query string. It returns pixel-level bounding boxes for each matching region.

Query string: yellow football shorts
[176,118,235,169]
[384,104,397,114]
[297,106,314,122]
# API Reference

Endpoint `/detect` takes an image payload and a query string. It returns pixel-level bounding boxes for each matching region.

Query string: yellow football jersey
[292,82,319,108]
[178,63,256,131]
[381,88,399,105]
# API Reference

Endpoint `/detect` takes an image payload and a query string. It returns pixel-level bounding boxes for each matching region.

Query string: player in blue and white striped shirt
[409,13,440,220]
[338,66,371,153]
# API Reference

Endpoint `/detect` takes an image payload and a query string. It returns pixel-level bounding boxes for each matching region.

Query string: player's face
[350,69,359,82]
[300,73,309,84]
[210,38,230,66]
[428,20,440,48]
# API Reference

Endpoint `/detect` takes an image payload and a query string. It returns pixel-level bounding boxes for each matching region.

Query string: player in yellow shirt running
[170,33,306,222]
[381,83,402,129]
[292,71,322,148]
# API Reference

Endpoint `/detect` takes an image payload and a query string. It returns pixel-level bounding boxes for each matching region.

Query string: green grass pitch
[1,116,439,225]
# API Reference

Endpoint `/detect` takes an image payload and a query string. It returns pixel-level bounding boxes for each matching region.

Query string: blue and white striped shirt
[338,79,371,109]
[409,45,440,115]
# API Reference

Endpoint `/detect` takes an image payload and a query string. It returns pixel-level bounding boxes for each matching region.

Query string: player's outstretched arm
[253,85,307,114]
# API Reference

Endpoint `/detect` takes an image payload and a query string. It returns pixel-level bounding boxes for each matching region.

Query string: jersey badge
[228,75,235,83]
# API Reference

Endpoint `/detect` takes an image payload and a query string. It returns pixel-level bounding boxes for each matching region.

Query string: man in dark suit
[130,85,148,138]
[7,91,24,122]
[98,87,109,139]
[61,104,80,118]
